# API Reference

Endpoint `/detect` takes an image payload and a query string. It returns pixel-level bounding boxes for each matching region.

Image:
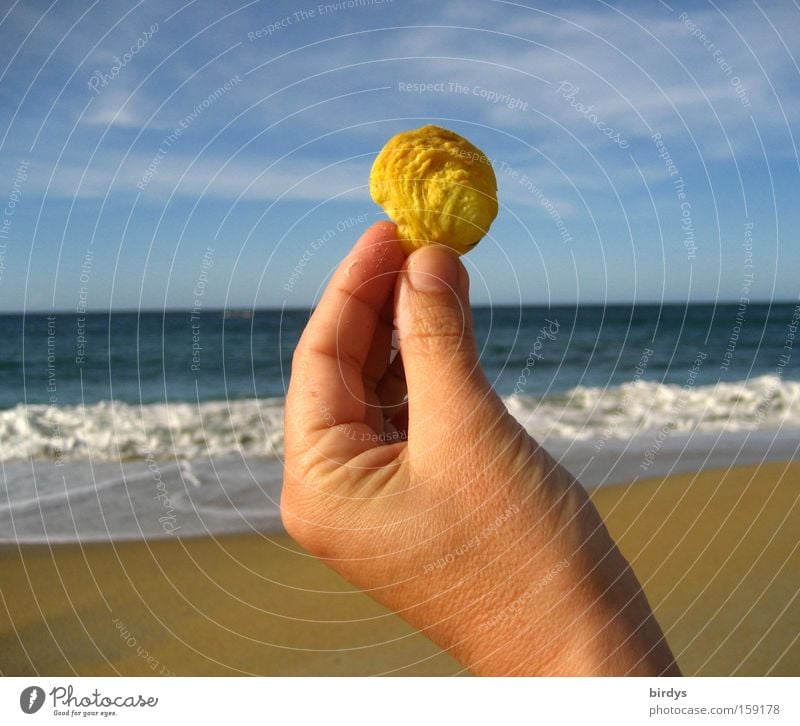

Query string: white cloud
[14,0,800,204]
[83,89,146,128]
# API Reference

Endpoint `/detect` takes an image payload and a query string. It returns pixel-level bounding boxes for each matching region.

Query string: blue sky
[0,0,797,311]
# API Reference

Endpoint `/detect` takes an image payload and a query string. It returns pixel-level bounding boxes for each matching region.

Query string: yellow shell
[369,125,498,255]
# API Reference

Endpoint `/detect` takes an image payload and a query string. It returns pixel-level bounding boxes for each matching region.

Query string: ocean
[1,303,799,542]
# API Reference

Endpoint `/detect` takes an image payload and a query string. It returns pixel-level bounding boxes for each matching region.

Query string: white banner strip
[1,677,796,725]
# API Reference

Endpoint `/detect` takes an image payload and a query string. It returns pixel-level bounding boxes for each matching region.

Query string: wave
[505,374,800,443]
[1,375,798,462]
[0,399,285,462]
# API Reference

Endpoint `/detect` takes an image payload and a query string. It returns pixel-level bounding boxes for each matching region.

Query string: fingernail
[407,245,460,293]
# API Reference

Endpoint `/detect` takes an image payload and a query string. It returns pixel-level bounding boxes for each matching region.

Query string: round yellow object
[369,125,498,255]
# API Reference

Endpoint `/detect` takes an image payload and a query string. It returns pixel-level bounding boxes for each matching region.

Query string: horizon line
[2,298,798,316]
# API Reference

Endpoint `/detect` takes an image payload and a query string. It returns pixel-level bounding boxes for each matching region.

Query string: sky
[0,0,798,311]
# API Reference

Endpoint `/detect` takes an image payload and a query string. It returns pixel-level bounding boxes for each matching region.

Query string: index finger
[287,221,404,454]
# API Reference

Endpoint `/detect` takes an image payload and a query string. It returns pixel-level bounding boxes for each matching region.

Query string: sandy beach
[1,460,797,676]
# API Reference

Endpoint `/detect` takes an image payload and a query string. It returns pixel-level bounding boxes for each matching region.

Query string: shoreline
[2,427,798,544]
[0,460,797,676]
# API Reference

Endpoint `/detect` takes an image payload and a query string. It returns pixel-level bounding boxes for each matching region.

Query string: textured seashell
[369,125,498,255]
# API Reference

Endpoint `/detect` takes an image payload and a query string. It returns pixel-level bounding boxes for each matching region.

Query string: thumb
[395,245,498,438]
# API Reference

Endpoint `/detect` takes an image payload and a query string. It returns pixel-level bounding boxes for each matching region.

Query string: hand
[281,221,679,675]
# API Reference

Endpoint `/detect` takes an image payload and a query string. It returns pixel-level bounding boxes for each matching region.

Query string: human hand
[281,221,679,675]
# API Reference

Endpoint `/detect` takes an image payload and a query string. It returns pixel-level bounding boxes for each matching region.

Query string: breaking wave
[1,375,798,462]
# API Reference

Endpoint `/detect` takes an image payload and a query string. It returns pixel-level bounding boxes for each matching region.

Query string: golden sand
[0,461,797,675]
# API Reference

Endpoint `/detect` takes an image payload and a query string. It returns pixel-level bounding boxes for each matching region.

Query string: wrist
[402,467,679,675]
[431,532,678,675]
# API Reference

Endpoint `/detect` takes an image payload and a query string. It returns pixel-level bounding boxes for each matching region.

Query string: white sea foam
[505,374,800,443]
[0,375,798,462]
[0,398,285,462]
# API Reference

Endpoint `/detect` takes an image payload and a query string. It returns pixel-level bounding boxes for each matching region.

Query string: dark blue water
[3,303,797,409]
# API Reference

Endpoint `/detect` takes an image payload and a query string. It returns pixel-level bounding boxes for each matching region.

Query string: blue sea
[1,303,798,542]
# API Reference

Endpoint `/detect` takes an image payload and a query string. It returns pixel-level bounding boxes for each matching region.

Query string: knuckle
[403,305,471,354]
